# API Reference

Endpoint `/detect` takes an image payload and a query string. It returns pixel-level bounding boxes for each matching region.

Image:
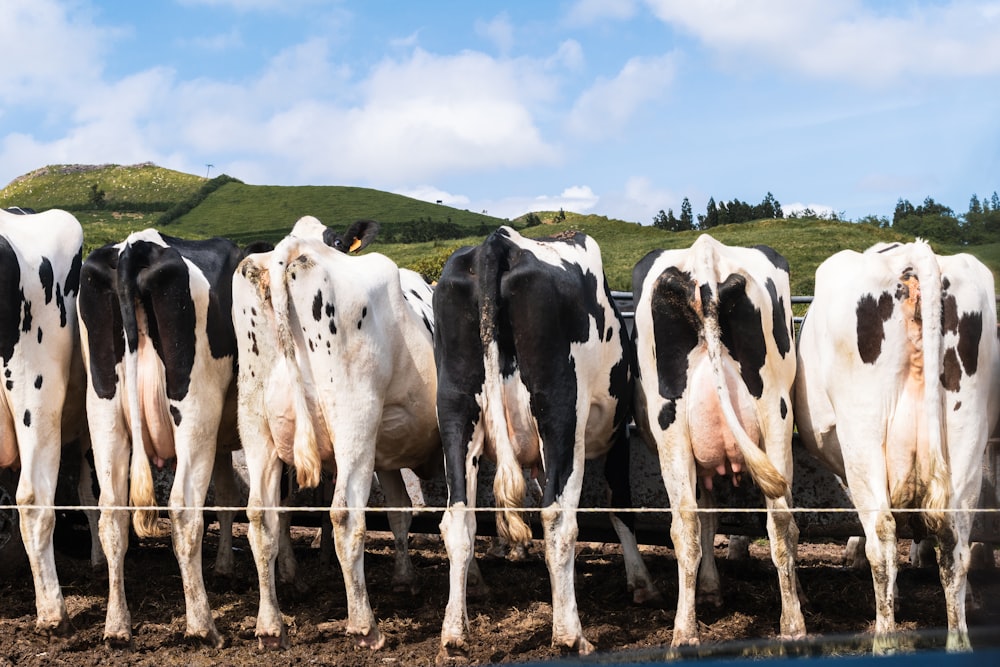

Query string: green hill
[166,181,503,246]
[0,163,204,211]
[3,163,997,297]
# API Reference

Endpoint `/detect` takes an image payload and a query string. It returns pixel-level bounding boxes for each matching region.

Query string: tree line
[653,190,1000,245]
[874,193,1000,245]
[653,192,785,231]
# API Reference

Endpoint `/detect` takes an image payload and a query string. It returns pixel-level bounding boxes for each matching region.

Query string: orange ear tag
[349,238,363,252]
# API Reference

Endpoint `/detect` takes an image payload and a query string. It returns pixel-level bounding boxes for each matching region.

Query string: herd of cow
[1,206,997,662]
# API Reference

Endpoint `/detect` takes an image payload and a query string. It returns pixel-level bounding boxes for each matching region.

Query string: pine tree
[680,198,693,231]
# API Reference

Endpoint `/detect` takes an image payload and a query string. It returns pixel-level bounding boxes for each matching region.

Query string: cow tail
[268,245,322,489]
[694,240,788,500]
[913,240,949,532]
[117,247,162,538]
[479,234,531,547]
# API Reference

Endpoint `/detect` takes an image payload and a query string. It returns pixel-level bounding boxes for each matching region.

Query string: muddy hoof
[436,640,470,665]
[631,583,662,605]
[36,617,72,639]
[554,635,594,655]
[186,628,226,649]
[257,632,288,650]
[104,633,134,651]
[352,627,384,650]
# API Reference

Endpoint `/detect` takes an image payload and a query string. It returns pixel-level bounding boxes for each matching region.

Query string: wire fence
[3,503,999,516]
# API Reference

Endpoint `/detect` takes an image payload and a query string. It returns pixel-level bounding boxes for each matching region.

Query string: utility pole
[205,164,214,178]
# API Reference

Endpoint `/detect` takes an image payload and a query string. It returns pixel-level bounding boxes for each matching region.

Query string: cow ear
[342,219,380,253]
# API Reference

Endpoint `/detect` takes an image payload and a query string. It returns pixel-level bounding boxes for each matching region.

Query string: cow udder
[134,331,176,465]
[264,364,334,469]
[685,356,761,492]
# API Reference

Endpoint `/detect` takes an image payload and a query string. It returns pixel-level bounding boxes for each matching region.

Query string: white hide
[795,241,1000,653]
[632,234,805,647]
[0,209,84,635]
[234,216,439,650]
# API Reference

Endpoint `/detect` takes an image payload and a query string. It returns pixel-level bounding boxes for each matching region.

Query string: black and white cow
[78,229,245,647]
[434,226,658,659]
[0,208,85,635]
[794,240,1000,652]
[631,234,806,647]
[233,216,441,650]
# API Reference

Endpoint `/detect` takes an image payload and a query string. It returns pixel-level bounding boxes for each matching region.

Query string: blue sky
[2,0,999,225]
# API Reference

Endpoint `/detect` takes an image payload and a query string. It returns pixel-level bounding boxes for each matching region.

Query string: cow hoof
[35,617,72,638]
[671,635,700,648]
[257,632,288,650]
[575,636,595,655]
[436,640,470,665]
[103,633,134,650]
[351,627,385,650]
[187,628,226,649]
[630,582,662,605]
[555,635,594,655]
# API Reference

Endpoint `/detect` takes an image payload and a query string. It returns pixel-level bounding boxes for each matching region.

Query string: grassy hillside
[0,163,203,211]
[166,181,502,246]
[4,163,998,299]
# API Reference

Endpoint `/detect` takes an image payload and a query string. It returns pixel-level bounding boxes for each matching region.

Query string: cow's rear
[795,240,1000,652]
[436,226,657,659]
[0,208,84,636]
[632,234,804,647]
[234,216,440,650]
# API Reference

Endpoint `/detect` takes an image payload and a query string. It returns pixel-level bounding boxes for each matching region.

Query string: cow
[233,215,441,649]
[794,239,1000,653]
[0,208,85,635]
[631,234,806,647]
[434,226,659,660]
[77,229,245,647]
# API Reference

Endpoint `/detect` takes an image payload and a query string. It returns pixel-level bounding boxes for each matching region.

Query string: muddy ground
[1,519,998,666]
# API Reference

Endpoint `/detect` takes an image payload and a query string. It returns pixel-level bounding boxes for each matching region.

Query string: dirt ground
[1,519,998,667]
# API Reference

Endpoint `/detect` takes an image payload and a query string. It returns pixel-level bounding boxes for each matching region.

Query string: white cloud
[475,13,515,55]
[601,176,678,224]
[547,40,585,72]
[568,53,676,138]
[0,0,118,106]
[390,30,421,49]
[395,185,471,209]
[784,202,838,218]
[467,185,601,220]
[643,0,1000,84]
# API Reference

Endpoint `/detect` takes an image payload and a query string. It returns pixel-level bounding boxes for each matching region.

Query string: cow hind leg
[331,470,383,650]
[603,434,660,604]
[210,449,240,580]
[245,445,289,649]
[376,470,417,594]
[438,448,481,663]
[862,509,899,655]
[169,457,224,648]
[695,492,722,608]
[77,446,106,569]
[936,516,973,652]
[542,500,593,654]
[608,513,660,604]
[16,438,70,636]
[765,496,806,640]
